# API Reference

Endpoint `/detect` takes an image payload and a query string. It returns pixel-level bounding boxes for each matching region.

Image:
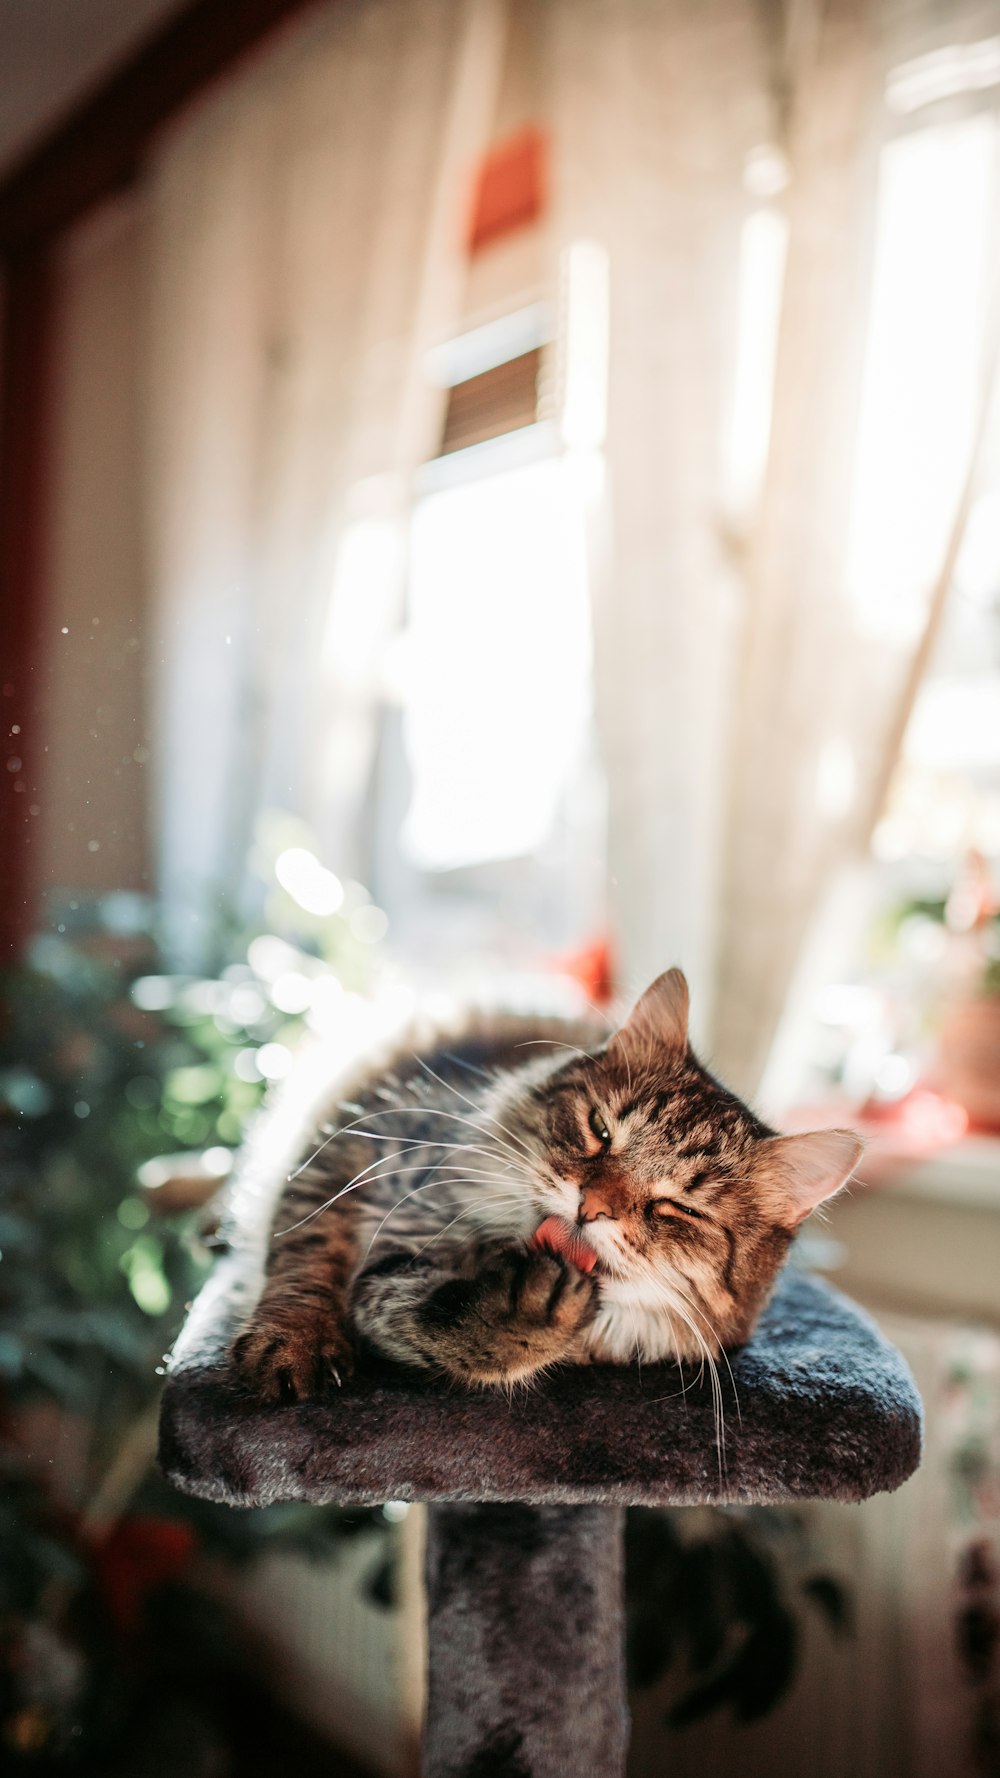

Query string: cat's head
[492,969,862,1351]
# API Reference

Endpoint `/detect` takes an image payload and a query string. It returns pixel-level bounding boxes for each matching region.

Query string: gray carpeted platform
[159,1256,921,1509]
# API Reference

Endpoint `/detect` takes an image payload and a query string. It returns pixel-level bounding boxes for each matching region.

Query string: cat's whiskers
[285,1127,529,1228]
[401,1194,530,1262]
[332,1130,524,1180]
[514,1038,592,1061]
[277,1147,429,1232]
[287,1102,526,1182]
[276,1153,530,1236]
[653,1267,743,1431]
[363,1180,527,1262]
[639,1268,729,1477]
[332,1129,498,1152]
[405,1097,535,1166]
[647,1244,740,1393]
[334,1101,534,1173]
[436,1051,494,1083]
[414,1057,537,1165]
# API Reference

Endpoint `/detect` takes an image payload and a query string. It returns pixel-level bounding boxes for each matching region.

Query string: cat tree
[159,1247,921,1777]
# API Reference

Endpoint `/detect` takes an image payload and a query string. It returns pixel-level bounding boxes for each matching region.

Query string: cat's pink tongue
[531,1215,597,1274]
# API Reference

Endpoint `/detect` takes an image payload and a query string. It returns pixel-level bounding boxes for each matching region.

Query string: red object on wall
[467,126,547,253]
[551,937,615,1009]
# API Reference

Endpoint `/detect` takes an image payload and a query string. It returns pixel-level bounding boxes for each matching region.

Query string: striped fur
[230,973,861,1401]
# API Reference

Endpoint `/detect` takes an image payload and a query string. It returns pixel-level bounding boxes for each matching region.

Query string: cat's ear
[613,968,690,1058]
[756,1128,863,1228]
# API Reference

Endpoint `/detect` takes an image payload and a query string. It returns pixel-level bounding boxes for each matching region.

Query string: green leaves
[0,878,393,1772]
[0,870,396,1602]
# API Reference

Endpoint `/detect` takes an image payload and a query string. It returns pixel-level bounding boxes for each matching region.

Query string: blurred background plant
[790,849,1000,1143]
[0,819,395,1774]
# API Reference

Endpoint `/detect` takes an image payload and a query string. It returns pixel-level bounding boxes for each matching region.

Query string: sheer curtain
[709,0,887,1092]
[547,0,1000,1087]
[712,0,1000,1094]
[545,0,774,1042]
[144,0,506,966]
[143,0,996,1073]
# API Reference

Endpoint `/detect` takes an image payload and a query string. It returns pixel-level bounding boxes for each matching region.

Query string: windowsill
[786,1094,1000,1210]
[858,1132,1000,1212]
[814,1134,1000,1327]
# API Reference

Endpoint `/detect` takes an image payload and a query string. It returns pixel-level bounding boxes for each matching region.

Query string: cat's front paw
[423,1246,599,1384]
[230,1314,353,1404]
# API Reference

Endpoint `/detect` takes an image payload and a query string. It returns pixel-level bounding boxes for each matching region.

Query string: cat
[230,968,862,1402]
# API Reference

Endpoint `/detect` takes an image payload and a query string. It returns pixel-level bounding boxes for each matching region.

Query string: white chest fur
[583,1277,685,1364]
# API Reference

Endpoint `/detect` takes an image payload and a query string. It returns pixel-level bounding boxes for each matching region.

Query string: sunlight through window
[402,456,592,871]
[887,37,1000,113]
[724,205,788,519]
[846,115,996,642]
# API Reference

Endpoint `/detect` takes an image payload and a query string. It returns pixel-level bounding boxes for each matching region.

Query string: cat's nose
[578,1186,616,1223]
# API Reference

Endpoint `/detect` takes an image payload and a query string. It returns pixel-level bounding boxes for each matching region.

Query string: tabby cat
[230,969,862,1401]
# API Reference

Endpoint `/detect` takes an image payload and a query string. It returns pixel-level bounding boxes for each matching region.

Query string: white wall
[36,194,151,913]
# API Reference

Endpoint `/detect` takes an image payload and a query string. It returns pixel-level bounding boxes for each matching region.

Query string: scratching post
[159,1253,921,1778]
[424,1503,628,1778]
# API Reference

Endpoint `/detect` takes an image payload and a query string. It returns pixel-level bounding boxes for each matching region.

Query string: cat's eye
[587,1106,612,1147]
[648,1197,704,1221]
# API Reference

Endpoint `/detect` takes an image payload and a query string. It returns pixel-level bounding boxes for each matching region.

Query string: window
[367,247,611,965]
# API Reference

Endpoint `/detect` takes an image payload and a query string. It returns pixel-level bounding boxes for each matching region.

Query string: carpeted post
[423,1503,629,1778]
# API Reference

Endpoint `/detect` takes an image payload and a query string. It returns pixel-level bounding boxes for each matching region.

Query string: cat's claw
[230,1319,353,1403]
